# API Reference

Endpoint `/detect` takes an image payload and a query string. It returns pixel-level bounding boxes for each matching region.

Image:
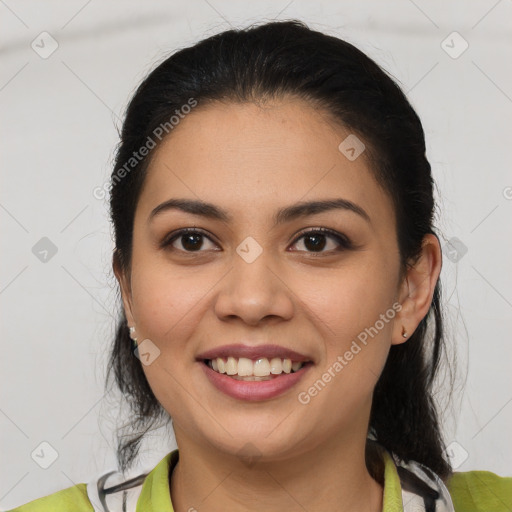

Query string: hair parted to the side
[106,19,454,479]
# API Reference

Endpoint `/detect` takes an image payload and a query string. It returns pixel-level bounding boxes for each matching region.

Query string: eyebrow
[148,197,371,225]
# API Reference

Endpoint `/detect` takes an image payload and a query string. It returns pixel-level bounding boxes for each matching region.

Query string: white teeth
[237,357,253,376]
[225,356,237,375]
[269,357,282,374]
[207,357,306,377]
[253,358,270,377]
[291,361,302,372]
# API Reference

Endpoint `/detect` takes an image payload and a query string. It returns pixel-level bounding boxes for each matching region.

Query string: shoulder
[446,469,512,512]
[5,450,178,512]
[5,483,94,511]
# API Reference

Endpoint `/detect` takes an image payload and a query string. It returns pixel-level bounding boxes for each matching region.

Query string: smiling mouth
[202,357,313,381]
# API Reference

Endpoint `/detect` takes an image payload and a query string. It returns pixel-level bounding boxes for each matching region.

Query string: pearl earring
[129,325,138,347]
[401,326,408,338]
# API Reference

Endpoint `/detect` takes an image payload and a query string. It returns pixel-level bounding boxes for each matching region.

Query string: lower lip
[199,361,313,401]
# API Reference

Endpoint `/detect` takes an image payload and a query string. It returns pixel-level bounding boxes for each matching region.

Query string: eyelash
[160,227,354,255]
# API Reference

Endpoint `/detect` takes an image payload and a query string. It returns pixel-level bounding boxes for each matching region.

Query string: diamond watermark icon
[31,441,59,469]
[236,236,263,264]
[441,32,469,59]
[31,32,59,59]
[443,237,468,263]
[237,442,263,468]
[134,339,161,366]
[32,237,58,263]
[338,134,365,161]
[444,441,469,470]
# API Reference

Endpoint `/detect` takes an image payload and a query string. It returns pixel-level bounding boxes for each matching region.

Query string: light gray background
[1,0,511,508]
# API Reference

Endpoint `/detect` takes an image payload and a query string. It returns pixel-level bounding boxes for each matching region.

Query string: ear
[391,233,442,345]
[112,250,136,327]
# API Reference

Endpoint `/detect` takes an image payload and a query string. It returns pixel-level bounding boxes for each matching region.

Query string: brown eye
[290,228,353,254]
[161,227,353,255]
[161,229,218,253]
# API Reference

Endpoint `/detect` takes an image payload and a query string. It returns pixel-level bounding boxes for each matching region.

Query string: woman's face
[117,97,409,460]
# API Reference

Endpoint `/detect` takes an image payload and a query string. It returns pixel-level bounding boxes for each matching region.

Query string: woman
[9,19,511,512]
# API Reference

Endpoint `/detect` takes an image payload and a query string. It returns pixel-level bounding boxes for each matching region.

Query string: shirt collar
[136,447,405,512]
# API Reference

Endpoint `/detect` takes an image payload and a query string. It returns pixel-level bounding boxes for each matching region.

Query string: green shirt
[6,448,512,511]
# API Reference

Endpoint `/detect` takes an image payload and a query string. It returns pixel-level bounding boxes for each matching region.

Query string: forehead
[136,99,395,231]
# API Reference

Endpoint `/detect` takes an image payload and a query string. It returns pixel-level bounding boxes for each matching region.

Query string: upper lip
[196,344,312,363]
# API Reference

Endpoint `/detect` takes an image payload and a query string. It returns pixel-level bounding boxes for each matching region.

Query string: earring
[129,325,138,348]
[401,326,408,338]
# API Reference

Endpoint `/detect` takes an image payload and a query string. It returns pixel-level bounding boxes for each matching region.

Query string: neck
[170,431,383,512]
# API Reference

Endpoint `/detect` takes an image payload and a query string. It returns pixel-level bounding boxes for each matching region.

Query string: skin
[114,97,442,512]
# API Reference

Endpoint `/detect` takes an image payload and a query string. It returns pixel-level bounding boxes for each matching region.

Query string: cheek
[127,257,208,419]
[128,246,210,343]
[297,262,398,348]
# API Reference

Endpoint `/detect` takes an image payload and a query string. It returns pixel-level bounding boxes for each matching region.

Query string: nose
[213,248,294,326]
